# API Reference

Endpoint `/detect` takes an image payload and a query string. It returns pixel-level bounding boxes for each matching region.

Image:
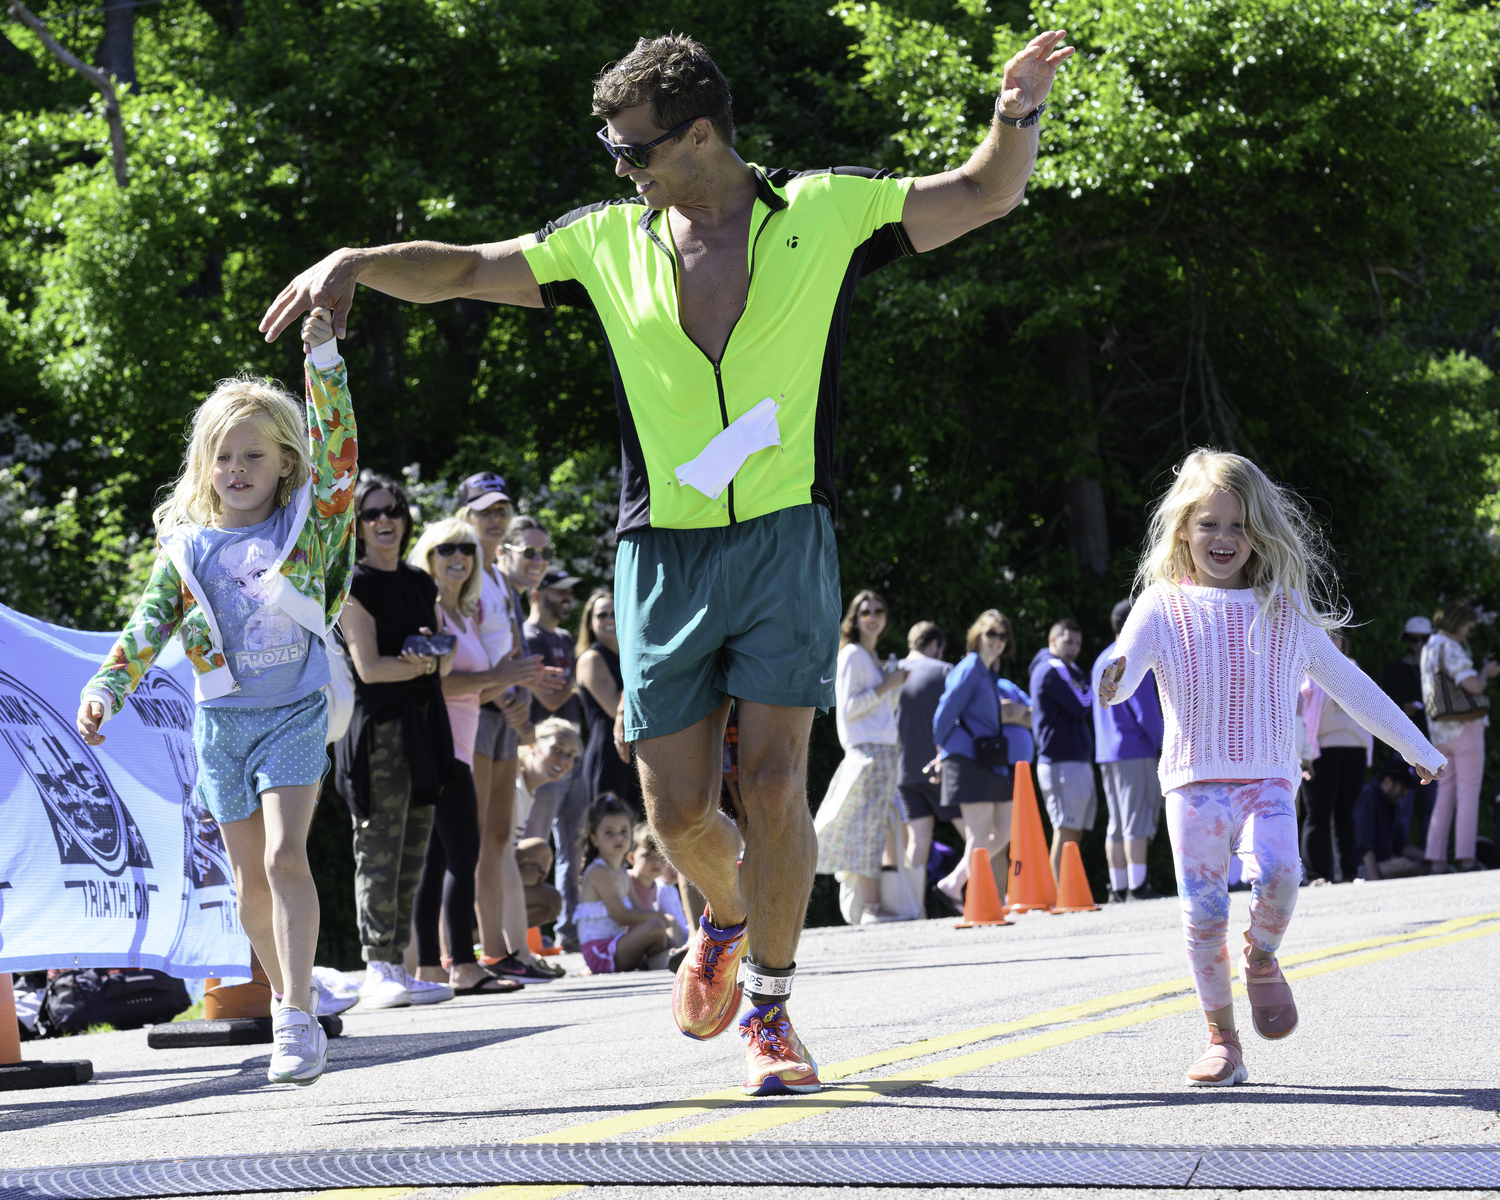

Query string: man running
[260,30,1072,1096]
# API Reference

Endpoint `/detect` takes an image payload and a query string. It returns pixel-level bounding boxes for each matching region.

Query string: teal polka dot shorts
[193,690,329,825]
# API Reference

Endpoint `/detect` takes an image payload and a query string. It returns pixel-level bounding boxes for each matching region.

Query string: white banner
[0,604,251,976]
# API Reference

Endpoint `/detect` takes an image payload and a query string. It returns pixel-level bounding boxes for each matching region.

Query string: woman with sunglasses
[408,517,524,996]
[466,515,565,983]
[335,475,460,1010]
[460,494,550,983]
[813,590,913,925]
[931,609,1032,908]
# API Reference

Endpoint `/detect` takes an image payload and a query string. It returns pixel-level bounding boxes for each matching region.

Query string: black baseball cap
[457,472,513,511]
[539,568,583,591]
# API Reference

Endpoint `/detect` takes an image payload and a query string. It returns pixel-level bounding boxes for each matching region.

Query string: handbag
[957,716,1009,767]
[1427,660,1490,723]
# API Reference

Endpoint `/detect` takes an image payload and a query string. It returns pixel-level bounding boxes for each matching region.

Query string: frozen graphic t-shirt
[189,507,330,708]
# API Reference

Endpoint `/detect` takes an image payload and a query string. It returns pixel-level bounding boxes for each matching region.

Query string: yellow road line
[304,1190,425,1200]
[524,910,1498,1143]
[661,918,1500,1142]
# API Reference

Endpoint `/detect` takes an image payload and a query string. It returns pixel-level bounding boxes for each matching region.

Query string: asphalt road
[1,871,1496,1199]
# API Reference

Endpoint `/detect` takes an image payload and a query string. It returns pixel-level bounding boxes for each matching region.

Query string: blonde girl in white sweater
[1099,450,1444,1087]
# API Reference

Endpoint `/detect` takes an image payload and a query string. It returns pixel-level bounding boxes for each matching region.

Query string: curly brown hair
[592,34,736,147]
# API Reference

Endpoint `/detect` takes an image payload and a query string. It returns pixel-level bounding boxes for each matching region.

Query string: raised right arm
[259,239,543,343]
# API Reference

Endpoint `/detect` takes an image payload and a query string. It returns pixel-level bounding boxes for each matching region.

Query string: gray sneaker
[267,1008,327,1086]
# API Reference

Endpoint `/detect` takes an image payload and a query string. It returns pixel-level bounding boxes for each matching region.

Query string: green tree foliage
[2,0,1498,919]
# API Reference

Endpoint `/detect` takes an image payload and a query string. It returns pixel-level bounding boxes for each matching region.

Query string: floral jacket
[82,347,357,717]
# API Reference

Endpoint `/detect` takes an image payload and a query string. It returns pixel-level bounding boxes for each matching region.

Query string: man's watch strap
[995,99,1047,128]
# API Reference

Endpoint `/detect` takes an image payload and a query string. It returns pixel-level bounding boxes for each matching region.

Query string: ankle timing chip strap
[743,961,794,999]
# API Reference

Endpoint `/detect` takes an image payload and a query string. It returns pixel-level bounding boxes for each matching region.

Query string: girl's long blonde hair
[1135,448,1346,632]
[153,377,310,532]
[409,516,484,617]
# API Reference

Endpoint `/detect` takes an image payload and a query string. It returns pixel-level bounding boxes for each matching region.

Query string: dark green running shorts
[614,504,841,741]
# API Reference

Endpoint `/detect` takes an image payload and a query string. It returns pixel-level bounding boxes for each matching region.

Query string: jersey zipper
[646,203,777,525]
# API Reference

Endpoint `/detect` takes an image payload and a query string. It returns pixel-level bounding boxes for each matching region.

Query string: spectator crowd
[324,469,1495,1007]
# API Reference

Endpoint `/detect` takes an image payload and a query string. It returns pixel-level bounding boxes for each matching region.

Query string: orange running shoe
[671,914,748,1040]
[740,1002,821,1096]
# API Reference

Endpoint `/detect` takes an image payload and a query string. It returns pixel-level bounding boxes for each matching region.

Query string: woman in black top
[335,475,457,1008]
[575,588,640,812]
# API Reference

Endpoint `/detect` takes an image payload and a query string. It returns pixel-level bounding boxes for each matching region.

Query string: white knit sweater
[1110,584,1444,792]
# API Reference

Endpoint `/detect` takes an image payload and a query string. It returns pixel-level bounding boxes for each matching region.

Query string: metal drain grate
[1,1141,1497,1197]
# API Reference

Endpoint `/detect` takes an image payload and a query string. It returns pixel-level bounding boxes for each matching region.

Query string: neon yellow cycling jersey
[520,166,915,532]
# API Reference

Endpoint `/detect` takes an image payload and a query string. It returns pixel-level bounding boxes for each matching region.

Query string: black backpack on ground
[36,969,190,1036]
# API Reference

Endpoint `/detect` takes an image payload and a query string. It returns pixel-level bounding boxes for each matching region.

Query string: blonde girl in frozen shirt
[76,308,356,1087]
[1098,449,1443,1087]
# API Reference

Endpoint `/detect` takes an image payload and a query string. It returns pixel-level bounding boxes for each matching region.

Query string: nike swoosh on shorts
[820,675,834,683]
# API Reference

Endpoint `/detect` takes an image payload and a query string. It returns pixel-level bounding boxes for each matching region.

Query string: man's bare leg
[635,697,741,927]
[733,701,815,969]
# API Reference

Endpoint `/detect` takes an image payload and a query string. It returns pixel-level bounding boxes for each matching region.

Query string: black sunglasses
[596,116,709,170]
[508,545,553,562]
[435,542,477,558]
[359,504,405,523]
[859,607,886,618]
[982,629,1008,640]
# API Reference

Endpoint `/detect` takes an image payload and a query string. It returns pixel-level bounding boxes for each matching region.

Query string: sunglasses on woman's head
[596,116,709,170]
[508,545,553,562]
[435,542,476,558]
[359,504,404,523]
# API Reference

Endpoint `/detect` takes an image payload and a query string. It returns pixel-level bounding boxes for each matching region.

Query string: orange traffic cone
[1051,840,1100,913]
[1006,761,1057,912]
[954,848,1011,927]
[527,926,562,957]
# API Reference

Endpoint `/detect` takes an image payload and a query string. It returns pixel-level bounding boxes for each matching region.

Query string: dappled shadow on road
[0,1026,559,1131]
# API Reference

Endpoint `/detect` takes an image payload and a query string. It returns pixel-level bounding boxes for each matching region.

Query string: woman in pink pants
[1419,601,1497,872]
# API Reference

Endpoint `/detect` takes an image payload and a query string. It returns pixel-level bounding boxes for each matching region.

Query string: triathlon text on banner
[0,604,252,975]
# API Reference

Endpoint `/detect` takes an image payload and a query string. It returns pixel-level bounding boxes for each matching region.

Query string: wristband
[995,98,1046,128]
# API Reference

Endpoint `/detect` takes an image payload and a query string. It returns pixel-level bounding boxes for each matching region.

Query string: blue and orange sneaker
[739,1002,821,1096]
[671,913,748,1040]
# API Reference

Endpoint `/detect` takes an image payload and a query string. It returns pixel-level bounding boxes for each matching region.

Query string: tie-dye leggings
[1165,778,1302,1011]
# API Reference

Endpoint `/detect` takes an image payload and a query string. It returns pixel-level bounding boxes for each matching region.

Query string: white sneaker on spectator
[314,980,358,1017]
[403,969,453,1005]
[358,961,411,1009]
[267,1007,327,1086]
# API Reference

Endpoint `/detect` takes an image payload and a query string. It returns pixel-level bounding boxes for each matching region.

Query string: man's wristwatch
[995,98,1047,128]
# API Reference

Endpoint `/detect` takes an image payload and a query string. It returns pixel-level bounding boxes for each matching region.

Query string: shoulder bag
[1427,663,1490,723]
[957,716,1009,767]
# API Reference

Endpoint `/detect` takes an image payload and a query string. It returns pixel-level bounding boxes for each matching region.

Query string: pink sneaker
[1241,935,1298,1040]
[1185,1025,1247,1087]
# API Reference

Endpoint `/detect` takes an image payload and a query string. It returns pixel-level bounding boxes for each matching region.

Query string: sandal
[452,968,523,995]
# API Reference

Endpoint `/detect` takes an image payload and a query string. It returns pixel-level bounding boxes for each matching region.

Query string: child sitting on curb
[575,796,674,973]
[627,825,688,949]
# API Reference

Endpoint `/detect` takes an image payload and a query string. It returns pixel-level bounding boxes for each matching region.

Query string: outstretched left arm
[901,29,1074,253]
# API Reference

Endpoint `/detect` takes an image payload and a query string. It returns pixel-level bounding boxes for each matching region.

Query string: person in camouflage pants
[352,716,436,963]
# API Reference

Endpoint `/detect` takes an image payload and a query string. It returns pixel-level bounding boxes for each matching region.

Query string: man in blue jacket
[1029,618,1096,878]
[1092,599,1164,903]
